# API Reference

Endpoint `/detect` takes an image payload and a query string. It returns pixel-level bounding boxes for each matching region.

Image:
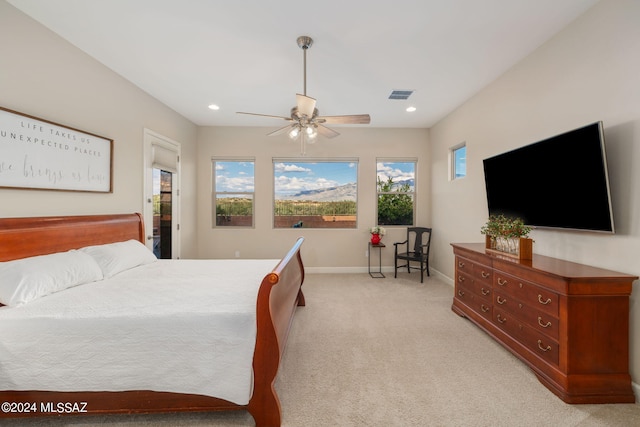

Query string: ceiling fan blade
[237,111,292,121]
[316,124,340,139]
[267,124,295,137]
[296,94,316,118]
[317,114,371,125]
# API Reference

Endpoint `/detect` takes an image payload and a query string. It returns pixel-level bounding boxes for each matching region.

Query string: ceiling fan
[237,36,371,143]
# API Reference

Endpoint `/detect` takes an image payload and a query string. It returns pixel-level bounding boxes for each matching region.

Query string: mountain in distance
[277,178,414,202]
[278,182,357,202]
[388,178,414,190]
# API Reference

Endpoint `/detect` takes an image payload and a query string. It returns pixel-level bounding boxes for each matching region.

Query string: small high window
[451,143,467,180]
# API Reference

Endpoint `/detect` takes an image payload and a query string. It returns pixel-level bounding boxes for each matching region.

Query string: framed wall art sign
[0,107,113,193]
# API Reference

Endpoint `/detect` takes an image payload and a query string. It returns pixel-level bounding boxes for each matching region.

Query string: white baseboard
[632,382,639,404]
[305,266,371,274]
[305,266,452,286]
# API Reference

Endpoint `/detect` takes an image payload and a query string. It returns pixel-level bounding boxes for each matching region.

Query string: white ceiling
[9,0,598,129]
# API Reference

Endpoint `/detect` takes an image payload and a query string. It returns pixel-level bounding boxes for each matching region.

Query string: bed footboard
[249,237,305,427]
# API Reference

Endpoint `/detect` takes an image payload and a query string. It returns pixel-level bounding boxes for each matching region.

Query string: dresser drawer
[474,300,493,321]
[493,307,559,366]
[472,263,493,287]
[454,275,474,301]
[493,290,559,340]
[455,270,475,302]
[494,271,559,316]
[455,278,492,321]
[456,256,493,286]
[456,269,492,304]
[472,280,492,302]
[455,256,473,275]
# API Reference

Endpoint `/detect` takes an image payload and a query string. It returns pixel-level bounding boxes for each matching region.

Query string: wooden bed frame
[0,213,305,427]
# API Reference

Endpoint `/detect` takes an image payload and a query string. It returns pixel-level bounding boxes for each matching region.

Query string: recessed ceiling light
[406,106,417,112]
[208,104,220,110]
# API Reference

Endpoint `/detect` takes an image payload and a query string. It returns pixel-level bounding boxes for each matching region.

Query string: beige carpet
[4,273,640,426]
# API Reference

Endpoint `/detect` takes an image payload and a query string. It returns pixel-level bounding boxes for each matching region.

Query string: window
[451,143,466,179]
[376,160,416,226]
[273,159,357,229]
[212,159,255,227]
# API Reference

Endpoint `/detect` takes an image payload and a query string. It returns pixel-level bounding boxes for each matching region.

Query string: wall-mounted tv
[482,122,614,233]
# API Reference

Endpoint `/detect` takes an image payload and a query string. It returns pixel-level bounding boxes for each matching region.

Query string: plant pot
[485,235,533,260]
[371,233,381,245]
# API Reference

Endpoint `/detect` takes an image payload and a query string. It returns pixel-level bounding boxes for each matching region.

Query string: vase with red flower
[369,226,386,245]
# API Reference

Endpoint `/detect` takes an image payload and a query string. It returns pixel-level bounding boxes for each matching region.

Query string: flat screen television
[482,122,615,233]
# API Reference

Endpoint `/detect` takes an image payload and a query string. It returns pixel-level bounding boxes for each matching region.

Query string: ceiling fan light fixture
[306,126,318,141]
[238,35,370,155]
[288,125,301,139]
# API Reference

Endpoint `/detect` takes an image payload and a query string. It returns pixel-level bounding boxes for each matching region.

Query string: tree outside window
[376,160,416,226]
[212,159,255,227]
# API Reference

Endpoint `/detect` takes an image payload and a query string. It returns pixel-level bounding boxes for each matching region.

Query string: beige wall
[197,126,430,270]
[0,1,199,257]
[429,0,640,392]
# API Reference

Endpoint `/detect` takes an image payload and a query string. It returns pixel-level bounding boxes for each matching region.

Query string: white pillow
[0,250,104,307]
[80,239,157,278]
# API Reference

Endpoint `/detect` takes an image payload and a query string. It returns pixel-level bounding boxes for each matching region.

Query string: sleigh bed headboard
[0,213,145,262]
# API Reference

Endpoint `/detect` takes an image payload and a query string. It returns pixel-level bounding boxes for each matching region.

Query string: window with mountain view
[273,159,357,229]
[377,160,416,226]
[213,159,255,227]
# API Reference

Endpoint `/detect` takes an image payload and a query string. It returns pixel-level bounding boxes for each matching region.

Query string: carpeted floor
[3,273,640,426]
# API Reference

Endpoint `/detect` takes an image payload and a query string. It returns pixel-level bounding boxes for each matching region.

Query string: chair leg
[420,260,424,283]
[394,257,397,278]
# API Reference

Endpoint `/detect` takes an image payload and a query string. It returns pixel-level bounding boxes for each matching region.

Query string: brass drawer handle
[458,290,465,297]
[481,304,490,313]
[481,271,490,278]
[538,295,552,305]
[458,261,465,268]
[496,295,506,305]
[537,340,551,352]
[497,278,507,286]
[458,276,465,283]
[538,317,552,328]
[497,314,507,324]
[481,288,490,296]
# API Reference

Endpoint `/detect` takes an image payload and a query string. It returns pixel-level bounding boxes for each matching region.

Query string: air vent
[388,90,414,100]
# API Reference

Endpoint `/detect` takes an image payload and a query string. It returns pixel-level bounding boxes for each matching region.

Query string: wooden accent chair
[393,227,432,283]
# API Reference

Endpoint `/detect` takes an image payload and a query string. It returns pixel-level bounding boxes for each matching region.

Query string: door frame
[143,129,181,258]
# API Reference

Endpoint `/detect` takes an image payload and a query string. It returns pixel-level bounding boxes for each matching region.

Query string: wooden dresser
[451,243,637,404]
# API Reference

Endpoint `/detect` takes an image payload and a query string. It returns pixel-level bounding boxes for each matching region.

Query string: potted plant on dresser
[480,214,533,260]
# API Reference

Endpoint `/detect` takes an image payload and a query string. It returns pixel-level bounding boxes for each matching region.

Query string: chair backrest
[407,227,432,256]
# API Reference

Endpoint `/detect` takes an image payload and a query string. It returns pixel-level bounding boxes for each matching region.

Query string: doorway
[144,129,180,259]
[153,168,173,258]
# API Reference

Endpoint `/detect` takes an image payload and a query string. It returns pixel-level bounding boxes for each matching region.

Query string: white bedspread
[0,259,279,405]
